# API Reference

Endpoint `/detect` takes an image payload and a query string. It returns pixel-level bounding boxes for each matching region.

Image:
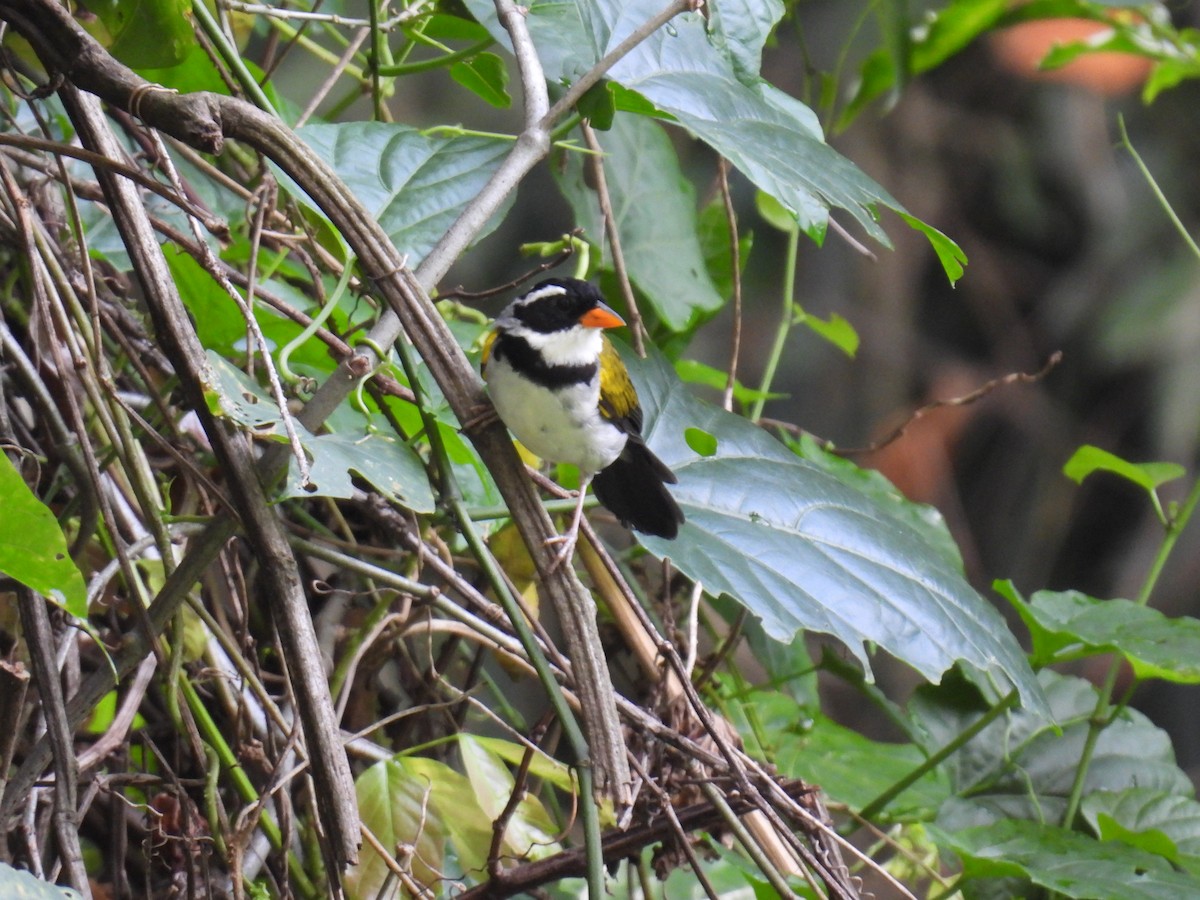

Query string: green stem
[375,38,494,76]
[367,0,393,120]
[858,690,1019,825]
[1061,474,1200,829]
[467,497,585,521]
[449,496,606,895]
[750,222,800,422]
[279,259,354,384]
[1118,115,1200,262]
[1136,476,1200,608]
[192,1,278,116]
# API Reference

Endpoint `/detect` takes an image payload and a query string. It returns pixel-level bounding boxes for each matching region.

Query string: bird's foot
[543,529,579,573]
[461,399,499,435]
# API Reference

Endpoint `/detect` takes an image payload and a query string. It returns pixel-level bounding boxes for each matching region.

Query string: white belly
[486,360,627,474]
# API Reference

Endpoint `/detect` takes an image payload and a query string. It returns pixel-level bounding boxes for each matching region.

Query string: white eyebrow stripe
[516,284,568,305]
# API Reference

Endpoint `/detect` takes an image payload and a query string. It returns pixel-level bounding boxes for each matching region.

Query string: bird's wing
[597,336,644,435]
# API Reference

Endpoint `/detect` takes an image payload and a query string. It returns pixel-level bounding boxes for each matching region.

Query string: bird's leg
[545,474,592,572]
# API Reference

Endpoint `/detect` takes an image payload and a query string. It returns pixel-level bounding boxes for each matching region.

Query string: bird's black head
[507,278,616,334]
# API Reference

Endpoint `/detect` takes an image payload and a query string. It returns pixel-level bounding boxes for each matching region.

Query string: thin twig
[717,157,743,412]
[296,26,371,127]
[16,588,92,897]
[438,239,579,300]
[835,352,1064,456]
[581,121,646,355]
[0,661,29,801]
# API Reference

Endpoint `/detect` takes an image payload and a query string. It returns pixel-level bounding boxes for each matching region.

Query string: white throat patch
[508,323,604,367]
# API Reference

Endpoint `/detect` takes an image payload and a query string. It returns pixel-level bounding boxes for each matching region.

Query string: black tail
[592,436,684,539]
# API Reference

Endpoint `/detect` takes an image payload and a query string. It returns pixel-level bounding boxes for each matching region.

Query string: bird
[481,277,684,565]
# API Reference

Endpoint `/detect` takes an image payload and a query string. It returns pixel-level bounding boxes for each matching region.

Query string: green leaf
[674,359,784,407]
[450,51,512,108]
[203,353,436,513]
[684,426,718,457]
[622,347,1045,714]
[937,819,1200,899]
[998,583,1200,682]
[282,123,514,266]
[0,862,83,899]
[1082,788,1200,870]
[165,247,334,375]
[773,713,951,817]
[914,671,1192,830]
[405,756,494,876]
[280,430,435,512]
[1144,57,1200,104]
[419,11,493,43]
[87,0,195,68]
[1063,444,1185,493]
[790,433,965,575]
[346,757,446,897]
[696,192,753,302]
[797,307,858,358]
[577,81,617,129]
[467,0,967,278]
[755,189,797,233]
[456,736,560,861]
[468,735,577,794]
[705,0,784,83]
[840,0,1010,127]
[0,453,87,618]
[897,211,967,285]
[555,113,725,331]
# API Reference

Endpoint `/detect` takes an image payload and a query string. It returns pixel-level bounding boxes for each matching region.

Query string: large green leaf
[284,123,513,265]
[791,433,965,575]
[456,736,560,861]
[913,671,1192,831]
[555,112,725,331]
[466,0,965,277]
[937,819,1200,899]
[998,583,1200,683]
[1082,788,1200,872]
[705,0,785,83]
[85,0,195,68]
[621,348,1044,714]
[0,453,87,618]
[771,713,951,818]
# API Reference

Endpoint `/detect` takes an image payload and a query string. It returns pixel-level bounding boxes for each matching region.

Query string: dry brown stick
[0,661,30,810]
[837,352,1064,456]
[15,588,91,897]
[486,716,550,879]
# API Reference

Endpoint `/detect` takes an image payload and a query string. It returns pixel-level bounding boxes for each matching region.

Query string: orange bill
[578,301,625,330]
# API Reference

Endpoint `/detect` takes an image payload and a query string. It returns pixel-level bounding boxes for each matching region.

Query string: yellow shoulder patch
[480,329,499,376]
[598,337,640,422]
